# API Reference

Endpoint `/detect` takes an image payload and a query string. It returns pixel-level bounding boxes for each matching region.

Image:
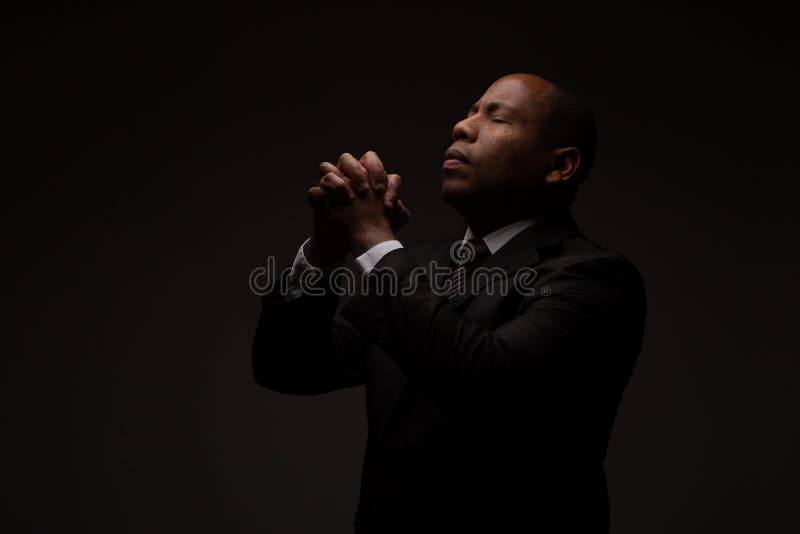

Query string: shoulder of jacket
[545,236,645,286]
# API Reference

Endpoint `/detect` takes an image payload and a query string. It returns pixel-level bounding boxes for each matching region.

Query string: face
[442,76,554,206]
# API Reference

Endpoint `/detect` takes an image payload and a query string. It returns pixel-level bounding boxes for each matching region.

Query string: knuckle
[354,164,368,180]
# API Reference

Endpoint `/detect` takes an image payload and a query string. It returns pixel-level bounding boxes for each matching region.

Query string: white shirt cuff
[354,240,403,274]
[282,238,343,300]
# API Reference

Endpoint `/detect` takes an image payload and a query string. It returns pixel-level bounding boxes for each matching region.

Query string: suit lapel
[449,209,582,309]
[368,209,582,439]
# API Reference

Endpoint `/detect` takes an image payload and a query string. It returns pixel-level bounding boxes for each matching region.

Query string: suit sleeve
[251,276,368,395]
[360,247,647,404]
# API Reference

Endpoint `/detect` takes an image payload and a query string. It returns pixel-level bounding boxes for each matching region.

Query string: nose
[452,115,477,142]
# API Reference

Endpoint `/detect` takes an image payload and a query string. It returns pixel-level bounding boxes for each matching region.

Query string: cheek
[482,134,532,176]
[480,134,517,169]
[505,133,548,175]
[491,142,548,190]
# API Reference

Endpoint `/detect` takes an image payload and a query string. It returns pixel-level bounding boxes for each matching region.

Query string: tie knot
[450,237,491,267]
[443,237,491,303]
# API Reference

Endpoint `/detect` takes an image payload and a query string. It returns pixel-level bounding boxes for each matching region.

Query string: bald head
[491,73,558,105]
[493,73,596,187]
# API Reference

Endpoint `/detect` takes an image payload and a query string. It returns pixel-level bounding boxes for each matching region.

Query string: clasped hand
[305,151,411,265]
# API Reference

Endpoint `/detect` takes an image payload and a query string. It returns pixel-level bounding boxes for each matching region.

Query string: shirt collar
[463,217,544,255]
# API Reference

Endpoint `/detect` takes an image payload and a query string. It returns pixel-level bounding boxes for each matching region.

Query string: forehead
[475,77,547,120]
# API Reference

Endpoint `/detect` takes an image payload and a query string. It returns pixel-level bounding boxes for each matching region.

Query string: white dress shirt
[282,217,543,301]
[462,217,544,255]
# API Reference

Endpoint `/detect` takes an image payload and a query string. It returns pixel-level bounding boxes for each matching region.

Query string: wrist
[304,236,347,267]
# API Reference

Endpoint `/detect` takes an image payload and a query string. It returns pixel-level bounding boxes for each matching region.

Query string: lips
[444,147,469,163]
[443,147,469,172]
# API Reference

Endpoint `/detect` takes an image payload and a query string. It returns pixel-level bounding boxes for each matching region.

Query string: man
[252,74,647,533]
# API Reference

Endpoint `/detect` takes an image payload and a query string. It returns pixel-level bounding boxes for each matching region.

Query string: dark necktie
[443,237,491,302]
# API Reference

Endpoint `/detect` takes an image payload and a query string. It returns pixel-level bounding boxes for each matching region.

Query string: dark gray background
[5,7,798,533]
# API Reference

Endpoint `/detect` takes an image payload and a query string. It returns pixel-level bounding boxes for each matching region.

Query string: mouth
[443,147,469,170]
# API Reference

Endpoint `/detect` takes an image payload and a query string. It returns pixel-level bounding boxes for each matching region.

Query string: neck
[454,199,567,238]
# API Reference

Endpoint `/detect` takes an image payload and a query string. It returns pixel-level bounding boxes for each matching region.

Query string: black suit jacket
[252,209,647,533]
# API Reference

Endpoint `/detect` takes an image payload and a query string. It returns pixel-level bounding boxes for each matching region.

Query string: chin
[441,180,475,205]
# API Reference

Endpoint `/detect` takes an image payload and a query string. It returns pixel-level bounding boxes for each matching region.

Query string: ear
[544,147,581,185]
